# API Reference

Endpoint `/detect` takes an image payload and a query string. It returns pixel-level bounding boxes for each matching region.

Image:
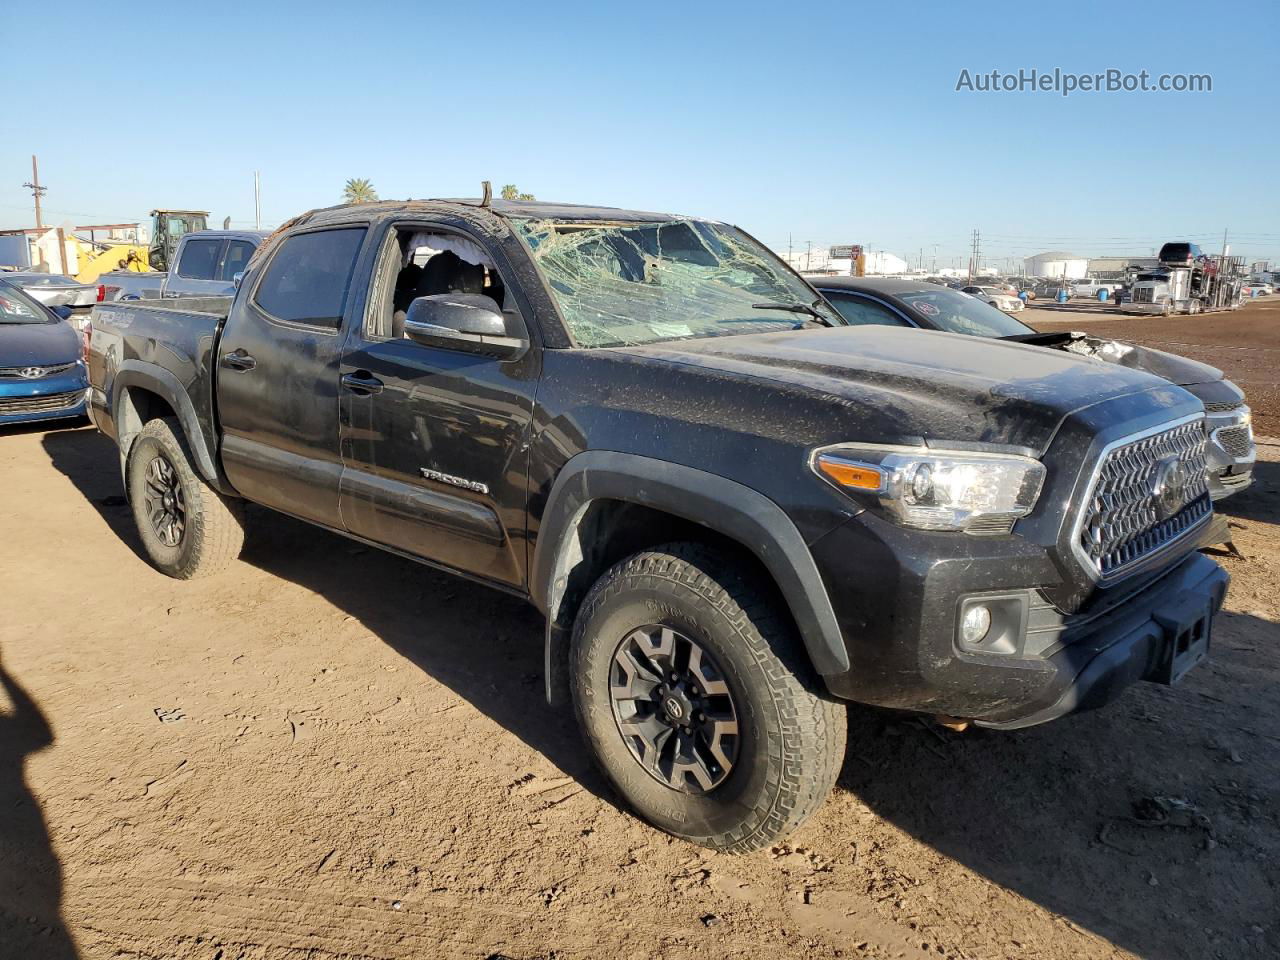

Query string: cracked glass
[512,218,843,347]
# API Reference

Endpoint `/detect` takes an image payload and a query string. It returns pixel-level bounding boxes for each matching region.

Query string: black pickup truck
[87,198,1228,853]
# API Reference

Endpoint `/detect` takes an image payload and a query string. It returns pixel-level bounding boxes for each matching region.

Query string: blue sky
[4,0,1278,267]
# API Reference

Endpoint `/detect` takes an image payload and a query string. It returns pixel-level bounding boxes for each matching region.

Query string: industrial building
[1024,251,1089,279]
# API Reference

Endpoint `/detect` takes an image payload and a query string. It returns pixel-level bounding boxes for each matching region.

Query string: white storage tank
[1024,251,1088,279]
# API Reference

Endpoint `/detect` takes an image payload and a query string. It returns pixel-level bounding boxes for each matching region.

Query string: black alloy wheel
[608,624,740,794]
[142,454,186,547]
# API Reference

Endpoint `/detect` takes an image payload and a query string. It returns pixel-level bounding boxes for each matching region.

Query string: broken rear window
[512,218,842,347]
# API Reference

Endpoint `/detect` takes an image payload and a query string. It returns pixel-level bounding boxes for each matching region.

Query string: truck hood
[0,319,81,367]
[615,326,1180,454]
[1006,331,1223,387]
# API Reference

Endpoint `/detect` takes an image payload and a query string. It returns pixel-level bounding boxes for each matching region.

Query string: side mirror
[403,293,528,359]
[52,304,73,320]
[232,271,245,290]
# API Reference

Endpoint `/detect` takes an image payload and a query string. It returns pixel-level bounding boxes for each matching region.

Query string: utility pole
[968,229,981,283]
[804,240,812,272]
[23,154,45,230]
[787,233,792,265]
[932,244,938,273]
[254,171,262,230]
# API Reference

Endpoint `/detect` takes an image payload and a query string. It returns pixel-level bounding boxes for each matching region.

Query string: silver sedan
[0,272,99,308]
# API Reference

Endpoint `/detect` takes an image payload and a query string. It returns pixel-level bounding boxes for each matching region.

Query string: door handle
[162,290,180,298]
[222,350,257,371]
[341,372,384,395]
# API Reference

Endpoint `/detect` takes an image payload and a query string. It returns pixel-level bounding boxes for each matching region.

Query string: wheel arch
[112,362,223,492]
[532,451,850,704]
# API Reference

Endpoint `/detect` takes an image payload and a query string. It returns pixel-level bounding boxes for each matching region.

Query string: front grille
[0,362,76,379]
[1216,424,1253,458]
[1203,400,1243,413]
[1076,418,1211,579]
[1133,288,1154,303]
[0,390,83,415]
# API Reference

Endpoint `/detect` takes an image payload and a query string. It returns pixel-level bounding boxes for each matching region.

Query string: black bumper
[810,510,1229,728]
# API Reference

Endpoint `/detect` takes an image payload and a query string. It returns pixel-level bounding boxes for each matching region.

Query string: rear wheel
[126,417,245,579]
[571,543,846,853]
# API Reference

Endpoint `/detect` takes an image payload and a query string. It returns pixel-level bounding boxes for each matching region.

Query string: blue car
[0,279,89,427]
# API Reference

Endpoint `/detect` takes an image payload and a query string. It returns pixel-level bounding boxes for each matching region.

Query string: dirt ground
[1,309,1278,959]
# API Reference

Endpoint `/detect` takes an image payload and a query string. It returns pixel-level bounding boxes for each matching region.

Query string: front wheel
[126,417,246,579]
[571,544,846,853]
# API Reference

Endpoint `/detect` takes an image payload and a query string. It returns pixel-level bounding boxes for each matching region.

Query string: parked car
[100,229,267,301]
[0,279,89,427]
[88,198,1229,853]
[1243,279,1274,297]
[809,276,1255,500]
[960,284,1025,312]
[1,272,101,309]
[1070,278,1121,299]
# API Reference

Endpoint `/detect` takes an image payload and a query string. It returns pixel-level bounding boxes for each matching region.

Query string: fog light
[961,605,992,645]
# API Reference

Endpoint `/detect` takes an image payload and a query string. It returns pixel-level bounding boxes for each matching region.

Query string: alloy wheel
[143,455,186,547]
[608,625,740,794]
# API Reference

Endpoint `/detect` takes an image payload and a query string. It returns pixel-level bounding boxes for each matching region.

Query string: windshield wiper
[751,300,834,326]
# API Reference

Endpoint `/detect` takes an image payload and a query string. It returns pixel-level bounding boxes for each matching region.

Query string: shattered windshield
[512,218,843,347]
[898,289,1032,337]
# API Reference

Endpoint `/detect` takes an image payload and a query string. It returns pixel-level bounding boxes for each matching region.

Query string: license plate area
[1152,598,1212,685]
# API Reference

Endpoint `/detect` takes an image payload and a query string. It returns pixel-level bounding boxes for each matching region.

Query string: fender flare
[532,451,850,695]
[112,362,222,488]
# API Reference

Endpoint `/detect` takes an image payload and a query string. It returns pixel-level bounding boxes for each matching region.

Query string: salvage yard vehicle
[0,279,89,427]
[1127,241,1247,315]
[87,197,1230,853]
[809,277,1255,500]
[99,229,266,301]
[0,271,101,310]
[959,284,1025,312]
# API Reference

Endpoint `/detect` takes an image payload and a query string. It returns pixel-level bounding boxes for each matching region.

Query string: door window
[822,291,911,327]
[253,228,367,327]
[176,239,223,280]
[219,240,256,282]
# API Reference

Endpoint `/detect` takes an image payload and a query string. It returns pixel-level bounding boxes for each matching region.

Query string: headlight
[813,445,1046,533]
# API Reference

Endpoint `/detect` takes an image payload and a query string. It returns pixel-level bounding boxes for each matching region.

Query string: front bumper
[1204,410,1255,500]
[810,509,1229,727]
[0,369,89,427]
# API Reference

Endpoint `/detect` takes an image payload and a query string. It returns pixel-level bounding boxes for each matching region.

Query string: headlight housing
[813,445,1046,533]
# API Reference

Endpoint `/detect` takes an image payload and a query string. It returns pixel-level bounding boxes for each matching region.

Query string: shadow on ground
[39,426,1280,960]
[0,657,80,959]
[1215,455,1280,526]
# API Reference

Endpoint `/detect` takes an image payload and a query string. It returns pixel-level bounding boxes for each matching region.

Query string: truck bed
[87,297,233,462]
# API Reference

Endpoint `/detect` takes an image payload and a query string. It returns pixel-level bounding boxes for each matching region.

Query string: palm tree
[343,178,378,204]
[501,183,535,201]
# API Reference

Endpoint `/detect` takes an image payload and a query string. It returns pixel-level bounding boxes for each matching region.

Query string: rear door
[336,220,539,587]
[217,225,370,528]
[165,237,228,298]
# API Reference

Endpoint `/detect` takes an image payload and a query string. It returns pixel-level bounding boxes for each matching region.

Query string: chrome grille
[1133,288,1154,303]
[0,362,76,379]
[1216,424,1253,458]
[1203,400,1242,413]
[0,391,83,415]
[1077,418,1211,579]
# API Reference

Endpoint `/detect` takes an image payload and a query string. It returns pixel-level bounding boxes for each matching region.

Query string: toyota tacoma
[86,196,1229,852]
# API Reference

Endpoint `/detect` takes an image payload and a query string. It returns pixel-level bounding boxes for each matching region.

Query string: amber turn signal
[816,456,884,491]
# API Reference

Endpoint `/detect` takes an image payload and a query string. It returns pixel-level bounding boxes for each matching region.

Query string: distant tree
[343,178,378,204]
[501,183,535,201]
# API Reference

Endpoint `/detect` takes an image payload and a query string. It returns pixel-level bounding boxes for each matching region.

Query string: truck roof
[293,198,688,229]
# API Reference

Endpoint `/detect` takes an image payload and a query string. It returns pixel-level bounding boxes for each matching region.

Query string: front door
[217,225,370,528]
[337,222,539,587]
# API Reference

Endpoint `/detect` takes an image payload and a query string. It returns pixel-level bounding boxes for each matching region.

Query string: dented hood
[616,326,1182,453]
[1007,331,1224,387]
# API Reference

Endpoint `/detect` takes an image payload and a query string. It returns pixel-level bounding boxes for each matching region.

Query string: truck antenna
[480,180,492,207]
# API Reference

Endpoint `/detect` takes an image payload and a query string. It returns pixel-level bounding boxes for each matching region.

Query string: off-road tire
[126,416,245,579]
[571,543,846,853]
